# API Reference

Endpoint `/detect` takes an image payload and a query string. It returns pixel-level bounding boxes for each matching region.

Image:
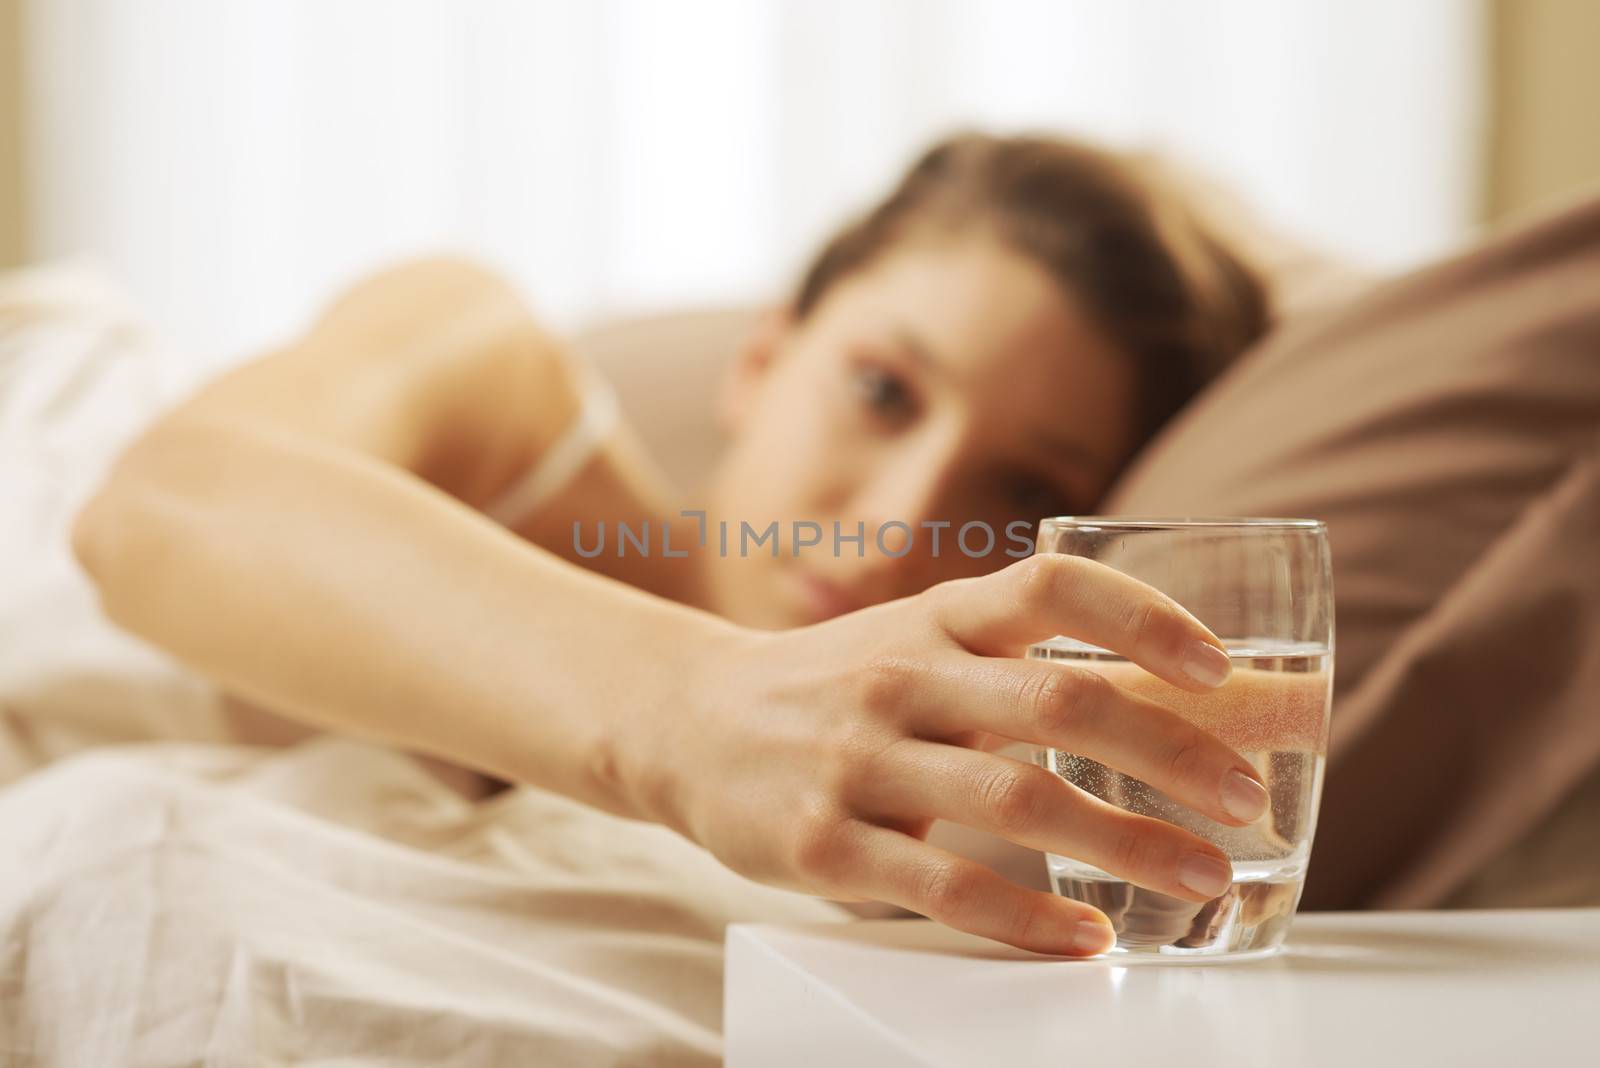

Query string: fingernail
[1179,852,1233,899]
[1181,640,1232,688]
[1220,768,1269,823]
[1070,920,1116,955]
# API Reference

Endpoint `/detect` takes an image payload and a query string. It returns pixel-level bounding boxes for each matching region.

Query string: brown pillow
[1318,449,1600,909]
[1103,193,1600,908]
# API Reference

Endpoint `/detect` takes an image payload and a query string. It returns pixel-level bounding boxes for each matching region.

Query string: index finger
[838,821,1118,957]
[928,554,1233,694]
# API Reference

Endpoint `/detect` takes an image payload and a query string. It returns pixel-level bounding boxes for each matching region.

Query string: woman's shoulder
[312,255,549,355]
[165,254,584,509]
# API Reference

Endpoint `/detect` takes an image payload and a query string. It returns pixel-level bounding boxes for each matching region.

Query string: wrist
[591,605,759,835]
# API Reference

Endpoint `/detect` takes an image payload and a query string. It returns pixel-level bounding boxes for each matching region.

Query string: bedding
[0,262,847,1067]
[0,738,847,1066]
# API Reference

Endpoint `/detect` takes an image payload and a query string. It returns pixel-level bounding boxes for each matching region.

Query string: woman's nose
[852,448,962,561]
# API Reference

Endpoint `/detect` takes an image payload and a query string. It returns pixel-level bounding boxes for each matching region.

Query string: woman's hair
[793,132,1271,442]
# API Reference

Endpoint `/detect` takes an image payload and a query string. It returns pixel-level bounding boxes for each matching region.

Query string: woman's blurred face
[702,233,1137,630]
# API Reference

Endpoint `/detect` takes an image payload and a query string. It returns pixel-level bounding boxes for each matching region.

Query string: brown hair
[793,132,1271,442]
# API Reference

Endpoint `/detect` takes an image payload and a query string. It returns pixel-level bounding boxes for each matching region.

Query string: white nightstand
[726,909,1600,1066]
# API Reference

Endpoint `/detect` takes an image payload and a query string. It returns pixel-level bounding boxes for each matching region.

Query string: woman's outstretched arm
[71,256,726,817]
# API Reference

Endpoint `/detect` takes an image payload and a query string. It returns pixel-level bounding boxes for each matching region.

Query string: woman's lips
[792,570,867,622]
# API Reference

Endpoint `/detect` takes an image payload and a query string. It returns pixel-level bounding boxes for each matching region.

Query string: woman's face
[702,233,1138,630]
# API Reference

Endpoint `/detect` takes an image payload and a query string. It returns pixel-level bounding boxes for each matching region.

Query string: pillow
[1102,192,1600,908]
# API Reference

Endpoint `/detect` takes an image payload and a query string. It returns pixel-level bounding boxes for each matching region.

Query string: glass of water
[1028,517,1333,958]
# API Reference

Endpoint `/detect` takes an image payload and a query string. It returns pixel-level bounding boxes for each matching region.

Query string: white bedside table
[726,908,1600,1067]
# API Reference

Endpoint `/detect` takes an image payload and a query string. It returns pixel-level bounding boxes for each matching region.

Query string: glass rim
[1037,515,1326,532]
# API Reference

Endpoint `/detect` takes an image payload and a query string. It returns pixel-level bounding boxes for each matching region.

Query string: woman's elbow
[69,424,221,622]
[70,481,118,588]
[70,471,169,627]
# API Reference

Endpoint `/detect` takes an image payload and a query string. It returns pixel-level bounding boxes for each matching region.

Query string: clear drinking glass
[1028,517,1333,959]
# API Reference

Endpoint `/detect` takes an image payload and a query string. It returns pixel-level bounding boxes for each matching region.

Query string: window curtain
[22,0,1485,365]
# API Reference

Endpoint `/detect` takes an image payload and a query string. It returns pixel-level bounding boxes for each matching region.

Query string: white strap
[484,364,621,528]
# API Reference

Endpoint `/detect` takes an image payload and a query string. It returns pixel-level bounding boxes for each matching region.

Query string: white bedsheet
[0,262,849,1066]
[0,738,848,1066]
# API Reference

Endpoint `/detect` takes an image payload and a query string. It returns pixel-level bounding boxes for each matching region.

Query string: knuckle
[1110,826,1159,877]
[1022,668,1075,735]
[859,653,918,712]
[1128,599,1161,648]
[789,807,849,884]
[919,579,977,642]
[1164,731,1206,784]
[919,576,966,612]
[1024,667,1105,738]
[1008,894,1056,948]
[915,859,979,922]
[1130,599,1184,657]
[978,764,1050,837]
[1014,554,1067,613]
[836,729,896,794]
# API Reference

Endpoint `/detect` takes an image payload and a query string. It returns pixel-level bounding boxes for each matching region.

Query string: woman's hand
[637,553,1267,956]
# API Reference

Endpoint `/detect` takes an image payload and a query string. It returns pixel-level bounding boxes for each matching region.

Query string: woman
[72,133,1271,956]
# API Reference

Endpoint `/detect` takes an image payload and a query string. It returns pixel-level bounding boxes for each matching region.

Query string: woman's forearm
[72,410,737,819]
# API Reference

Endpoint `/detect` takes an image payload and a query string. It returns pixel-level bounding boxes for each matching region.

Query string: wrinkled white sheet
[0,738,849,1066]
[0,262,849,1066]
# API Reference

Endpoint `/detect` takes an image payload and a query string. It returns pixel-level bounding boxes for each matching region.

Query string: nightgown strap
[481,361,621,528]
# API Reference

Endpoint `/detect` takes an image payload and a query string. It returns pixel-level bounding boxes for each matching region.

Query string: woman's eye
[852,363,916,420]
[1005,473,1074,517]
